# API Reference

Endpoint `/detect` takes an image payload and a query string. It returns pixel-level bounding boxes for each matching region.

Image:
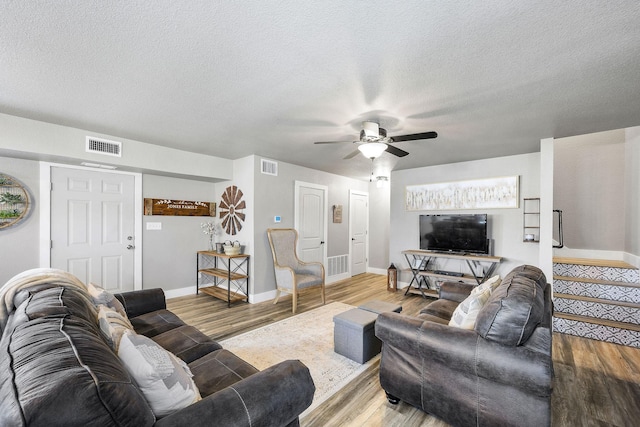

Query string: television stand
[402,249,502,298]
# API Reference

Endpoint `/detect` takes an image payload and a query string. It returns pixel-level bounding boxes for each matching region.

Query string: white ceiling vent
[86,136,122,157]
[261,159,278,176]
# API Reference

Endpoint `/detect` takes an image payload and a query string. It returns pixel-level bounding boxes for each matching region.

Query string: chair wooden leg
[273,289,281,304]
[292,290,297,314]
[321,284,326,305]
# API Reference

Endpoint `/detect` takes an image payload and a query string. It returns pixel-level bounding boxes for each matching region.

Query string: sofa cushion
[0,315,154,427]
[449,285,492,329]
[25,286,97,324]
[98,304,134,351]
[419,298,459,320]
[130,309,186,337]
[188,349,259,397]
[118,331,201,418]
[87,282,128,317]
[152,325,223,363]
[470,275,501,296]
[474,266,546,346]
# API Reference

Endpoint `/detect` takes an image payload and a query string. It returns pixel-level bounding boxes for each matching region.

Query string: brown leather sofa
[0,277,314,426]
[375,265,554,427]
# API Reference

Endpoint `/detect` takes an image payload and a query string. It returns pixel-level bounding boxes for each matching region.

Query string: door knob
[127,245,135,250]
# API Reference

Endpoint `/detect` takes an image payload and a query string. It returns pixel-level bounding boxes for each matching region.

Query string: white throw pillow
[449,286,492,329]
[87,282,128,318]
[97,304,134,351]
[470,275,501,297]
[118,331,201,417]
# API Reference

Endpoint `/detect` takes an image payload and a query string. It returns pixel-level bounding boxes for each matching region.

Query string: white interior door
[349,190,368,276]
[50,167,136,292]
[295,181,327,264]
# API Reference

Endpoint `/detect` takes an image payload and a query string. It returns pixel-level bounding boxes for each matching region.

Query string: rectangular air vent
[261,159,278,176]
[86,136,122,157]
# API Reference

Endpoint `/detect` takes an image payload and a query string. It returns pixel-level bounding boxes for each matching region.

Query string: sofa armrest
[438,281,474,302]
[375,312,552,394]
[155,360,315,427]
[114,288,166,318]
[296,261,324,278]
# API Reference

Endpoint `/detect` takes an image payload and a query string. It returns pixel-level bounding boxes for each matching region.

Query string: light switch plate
[146,222,162,230]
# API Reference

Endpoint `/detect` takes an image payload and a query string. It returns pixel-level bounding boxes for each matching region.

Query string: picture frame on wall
[405,176,519,211]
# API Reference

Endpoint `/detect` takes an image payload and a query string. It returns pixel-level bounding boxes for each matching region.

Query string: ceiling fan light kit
[358,142,387,159]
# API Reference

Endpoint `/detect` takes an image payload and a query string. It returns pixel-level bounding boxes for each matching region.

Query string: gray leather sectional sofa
[375,265,554,427]
[0,276,314,426]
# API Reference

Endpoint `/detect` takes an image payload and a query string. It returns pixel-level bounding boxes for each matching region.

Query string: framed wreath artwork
[219,185,246,235]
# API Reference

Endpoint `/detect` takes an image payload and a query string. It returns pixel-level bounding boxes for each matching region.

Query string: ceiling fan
[314,121,437,160]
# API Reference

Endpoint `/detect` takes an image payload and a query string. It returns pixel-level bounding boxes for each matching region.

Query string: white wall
[0,113,232,181]
[625,126,640,262]
[554,129,626,251]
[390,153,541,283]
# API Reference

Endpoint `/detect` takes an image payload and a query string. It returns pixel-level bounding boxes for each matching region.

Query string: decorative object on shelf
[332,205,342,223]
[223,240,243,255]
[200,221,220,251]
[0,173,30,230]
[219,185,246,235]
[144,198,216,216]
[387,264,397,292]
[523,197,540,242]
[405,176,519,211]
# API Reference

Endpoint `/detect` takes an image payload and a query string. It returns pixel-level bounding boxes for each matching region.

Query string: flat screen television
[419,214,488,254]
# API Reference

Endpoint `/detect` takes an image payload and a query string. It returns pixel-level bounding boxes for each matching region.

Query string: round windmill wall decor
[219,185,246,235]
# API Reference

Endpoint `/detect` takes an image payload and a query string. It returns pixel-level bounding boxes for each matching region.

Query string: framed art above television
[405,176,519,211]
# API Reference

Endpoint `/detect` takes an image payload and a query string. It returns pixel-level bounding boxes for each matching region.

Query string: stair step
[553,257,636,269]
[553,275,640,288]
[553,294,640,325]
[554,312,640,332]
[554,293,640,309]
[553,259,639,283]
[554,279,640,304]
[553,313,640,348]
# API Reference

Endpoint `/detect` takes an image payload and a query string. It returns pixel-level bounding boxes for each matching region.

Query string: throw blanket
[0,268,87,333]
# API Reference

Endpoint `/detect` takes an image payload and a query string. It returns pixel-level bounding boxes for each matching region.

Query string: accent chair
[267,228,326,313]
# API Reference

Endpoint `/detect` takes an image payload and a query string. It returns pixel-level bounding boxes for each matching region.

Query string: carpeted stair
[553,257,640,348]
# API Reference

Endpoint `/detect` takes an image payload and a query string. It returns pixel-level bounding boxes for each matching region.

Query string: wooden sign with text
[144,198,216,216]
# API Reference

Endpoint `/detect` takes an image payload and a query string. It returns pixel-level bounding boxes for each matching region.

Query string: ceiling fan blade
[385,144,410,157]
[390,131,438,143]
[314,140,352,144]
[343,149,361,160]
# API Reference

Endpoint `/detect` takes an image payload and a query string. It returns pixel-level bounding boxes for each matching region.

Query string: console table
[197,251,249,307]
[402,250,502,298]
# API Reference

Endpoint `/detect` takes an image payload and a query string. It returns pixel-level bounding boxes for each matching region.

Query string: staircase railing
[553,209,564,248]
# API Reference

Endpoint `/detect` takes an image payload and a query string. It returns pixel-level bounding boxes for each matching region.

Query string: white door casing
[294,181,327,265]
[44,164,142,291]
[349,190,368,275]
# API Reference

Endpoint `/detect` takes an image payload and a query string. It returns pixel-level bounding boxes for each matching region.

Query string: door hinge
[50,240,53,249]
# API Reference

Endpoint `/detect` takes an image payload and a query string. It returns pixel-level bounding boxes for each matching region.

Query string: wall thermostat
[274,215,281,223]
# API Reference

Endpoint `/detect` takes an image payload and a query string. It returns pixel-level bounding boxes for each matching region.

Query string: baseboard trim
[327,272,350,284]
[164,286,196,299]
[367,267,387,275]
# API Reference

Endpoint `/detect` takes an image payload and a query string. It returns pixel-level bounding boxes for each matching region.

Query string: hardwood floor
[167,273,640,427]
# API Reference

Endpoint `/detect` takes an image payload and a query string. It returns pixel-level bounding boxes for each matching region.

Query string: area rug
[219,302,378,417]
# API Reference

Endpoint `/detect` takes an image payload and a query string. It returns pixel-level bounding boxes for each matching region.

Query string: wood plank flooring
[167,273,640,427]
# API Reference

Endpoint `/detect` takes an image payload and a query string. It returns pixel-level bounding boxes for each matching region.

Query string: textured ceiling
[2,1,640,180]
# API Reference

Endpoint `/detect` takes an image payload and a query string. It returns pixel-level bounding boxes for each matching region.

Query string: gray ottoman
[358,300,402,315]
[333,308,380,364]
